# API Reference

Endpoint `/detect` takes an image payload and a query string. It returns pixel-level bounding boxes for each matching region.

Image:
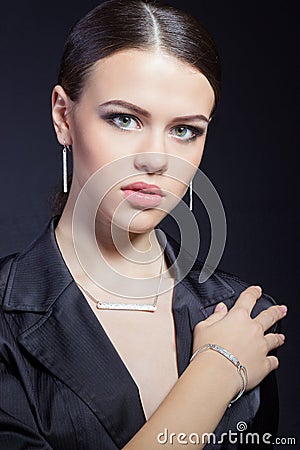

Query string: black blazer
[0,215,279,449]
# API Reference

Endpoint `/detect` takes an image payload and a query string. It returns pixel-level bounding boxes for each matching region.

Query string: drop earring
[189,180,193,211]
[62,142,71,193]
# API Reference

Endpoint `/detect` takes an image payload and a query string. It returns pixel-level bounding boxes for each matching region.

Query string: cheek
[189,142,205,168]
[71,119,132,171]
[170,139,206,180]
[193,133,208,166]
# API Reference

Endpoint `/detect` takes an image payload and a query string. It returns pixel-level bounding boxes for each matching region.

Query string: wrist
[190,344,247,405]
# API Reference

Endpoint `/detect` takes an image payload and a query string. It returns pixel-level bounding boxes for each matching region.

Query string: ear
[51,85,74,145]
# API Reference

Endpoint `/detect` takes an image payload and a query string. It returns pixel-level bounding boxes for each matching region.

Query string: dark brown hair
[51,0,221,217]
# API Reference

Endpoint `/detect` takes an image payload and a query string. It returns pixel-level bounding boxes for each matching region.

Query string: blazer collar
[2,215,235,447]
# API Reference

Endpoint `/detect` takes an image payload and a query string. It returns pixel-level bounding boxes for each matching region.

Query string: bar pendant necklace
[76,256,165,312]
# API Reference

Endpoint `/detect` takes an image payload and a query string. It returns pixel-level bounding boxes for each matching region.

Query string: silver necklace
[76,255,165,312]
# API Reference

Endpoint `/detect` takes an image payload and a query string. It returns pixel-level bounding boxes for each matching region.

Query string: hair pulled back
[51,0,221,216]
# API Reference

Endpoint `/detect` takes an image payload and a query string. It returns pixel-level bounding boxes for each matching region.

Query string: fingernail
[278,305,287,314]
[279,334,285,341]
[215,302,225,312]
[253,285,262,294]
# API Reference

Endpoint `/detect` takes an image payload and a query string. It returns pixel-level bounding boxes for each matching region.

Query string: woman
[0,1,287,449]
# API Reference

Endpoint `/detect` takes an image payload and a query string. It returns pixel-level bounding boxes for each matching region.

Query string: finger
[264,333,285,352]
[266,355,279,372]
[200,302,228,326]
[254,305,287,332]
[231,285,262,314]
[215,302,228,313]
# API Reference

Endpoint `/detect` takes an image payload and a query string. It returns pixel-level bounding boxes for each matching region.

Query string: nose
[134,132,168,175]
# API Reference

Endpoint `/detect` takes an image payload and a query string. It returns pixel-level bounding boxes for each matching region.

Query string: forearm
[123,351,239,450]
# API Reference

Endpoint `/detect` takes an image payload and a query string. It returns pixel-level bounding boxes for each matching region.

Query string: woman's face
[53,49,215,233]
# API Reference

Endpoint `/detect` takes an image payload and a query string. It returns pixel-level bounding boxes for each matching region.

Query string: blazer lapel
[2,216,145,448]
[17,282,146,448]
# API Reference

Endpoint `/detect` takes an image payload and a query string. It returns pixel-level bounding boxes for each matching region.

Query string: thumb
[214,302,227,313]
[204,302,228,325]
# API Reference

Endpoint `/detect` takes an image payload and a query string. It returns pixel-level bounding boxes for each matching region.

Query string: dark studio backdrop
[0,0,299,446]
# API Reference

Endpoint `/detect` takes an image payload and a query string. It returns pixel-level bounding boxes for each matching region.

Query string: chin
[114,209,164,234]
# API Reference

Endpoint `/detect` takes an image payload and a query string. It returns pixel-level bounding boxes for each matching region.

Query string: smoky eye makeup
[98,110,142,130]
[169,124,207,143]
[97,105,207,141]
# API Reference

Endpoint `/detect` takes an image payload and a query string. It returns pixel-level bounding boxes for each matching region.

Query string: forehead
[81,49,215,116]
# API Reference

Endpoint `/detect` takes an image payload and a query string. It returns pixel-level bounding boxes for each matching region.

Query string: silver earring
[62,142,71,193]
[189,180,193,211]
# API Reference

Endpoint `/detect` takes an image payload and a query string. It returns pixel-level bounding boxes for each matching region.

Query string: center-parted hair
[51,0,221,216]
[58,0,221,110]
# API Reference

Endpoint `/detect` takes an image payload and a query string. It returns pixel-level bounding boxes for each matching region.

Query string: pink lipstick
[121,182,164,208]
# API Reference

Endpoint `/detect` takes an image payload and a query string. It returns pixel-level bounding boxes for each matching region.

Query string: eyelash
[101,112,205,143]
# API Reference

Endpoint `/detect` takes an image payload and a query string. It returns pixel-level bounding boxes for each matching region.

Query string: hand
[192,286,287,391]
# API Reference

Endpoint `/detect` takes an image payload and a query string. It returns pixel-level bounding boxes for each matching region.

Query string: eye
[110,114,141,130]
[170,126,204,142]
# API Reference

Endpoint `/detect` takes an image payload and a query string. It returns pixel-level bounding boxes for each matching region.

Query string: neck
[54,187,169,294]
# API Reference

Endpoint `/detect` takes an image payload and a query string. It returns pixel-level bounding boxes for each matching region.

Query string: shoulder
[186,259,278,330]
[160,226,278,328]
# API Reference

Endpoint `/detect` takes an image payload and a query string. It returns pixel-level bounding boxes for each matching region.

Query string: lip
[121,181,165,208]
[121,182,165,196]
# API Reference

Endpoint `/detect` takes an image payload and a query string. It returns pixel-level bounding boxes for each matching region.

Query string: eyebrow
[98,100,209,124]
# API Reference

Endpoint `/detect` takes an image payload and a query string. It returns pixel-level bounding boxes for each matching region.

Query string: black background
[0,0,299,446]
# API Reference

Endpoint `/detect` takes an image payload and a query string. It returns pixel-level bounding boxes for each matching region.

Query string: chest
[81,278,178,420]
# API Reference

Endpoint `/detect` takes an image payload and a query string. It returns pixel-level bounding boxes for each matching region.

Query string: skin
[51,49,287,448]
[52,49,214,281]
[124,288,287,449]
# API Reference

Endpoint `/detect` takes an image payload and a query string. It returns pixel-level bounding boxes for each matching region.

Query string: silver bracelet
[190,343,249,408]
